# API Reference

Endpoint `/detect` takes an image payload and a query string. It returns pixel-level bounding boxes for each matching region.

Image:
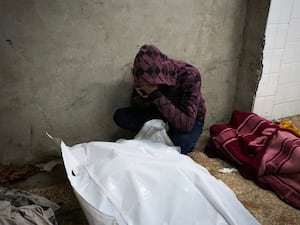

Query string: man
[113,44,206,154]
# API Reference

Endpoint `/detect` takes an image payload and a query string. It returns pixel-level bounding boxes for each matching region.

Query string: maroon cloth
[131,44,206,132]
[205,110,300,209]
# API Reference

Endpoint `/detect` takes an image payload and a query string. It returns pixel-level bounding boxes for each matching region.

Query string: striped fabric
[205,110,300,209]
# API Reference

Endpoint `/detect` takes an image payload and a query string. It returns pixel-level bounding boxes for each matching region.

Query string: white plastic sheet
[61,120,260,225]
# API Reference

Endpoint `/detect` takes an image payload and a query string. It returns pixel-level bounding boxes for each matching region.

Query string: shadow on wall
[49,63,135,147]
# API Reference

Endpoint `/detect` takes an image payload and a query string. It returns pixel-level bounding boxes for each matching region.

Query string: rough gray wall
[234,0,270,111]
[0,0,247,165]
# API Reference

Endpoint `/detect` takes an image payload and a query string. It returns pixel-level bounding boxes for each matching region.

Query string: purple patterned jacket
[131,44,206,132]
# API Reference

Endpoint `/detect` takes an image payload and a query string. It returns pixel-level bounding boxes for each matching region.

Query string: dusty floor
[188,153,300,225]
[6,114,300,225]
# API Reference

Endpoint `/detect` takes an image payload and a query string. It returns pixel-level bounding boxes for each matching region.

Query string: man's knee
[172,134,196,154]
[113,108,125,127]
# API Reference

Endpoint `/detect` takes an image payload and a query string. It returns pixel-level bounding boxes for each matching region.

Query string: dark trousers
[113,107,204,154]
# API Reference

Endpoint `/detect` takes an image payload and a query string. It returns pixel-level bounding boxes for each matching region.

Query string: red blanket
[205,110,300,209]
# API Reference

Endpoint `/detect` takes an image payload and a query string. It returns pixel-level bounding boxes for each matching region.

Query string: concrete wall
[0,0,249,165]
[253,0,300,120]
[234,0,270,112]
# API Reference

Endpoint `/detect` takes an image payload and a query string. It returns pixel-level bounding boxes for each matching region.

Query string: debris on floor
[0,186,59,225]
[0,164,40,185]
[218,167,238,174]
[35,159,63,173]
[278,120,300,136]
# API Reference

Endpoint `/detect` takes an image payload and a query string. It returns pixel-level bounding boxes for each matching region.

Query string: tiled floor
[8,115,300,225]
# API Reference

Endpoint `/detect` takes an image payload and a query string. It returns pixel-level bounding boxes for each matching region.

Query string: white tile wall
[287,20,300,41]
[283,42,300,64]
[292,0,300,18]
[253,0,300,119]
[279,0,293,23]
[275,24,289,48]
[256,74,279,97]
[252,96,275,119]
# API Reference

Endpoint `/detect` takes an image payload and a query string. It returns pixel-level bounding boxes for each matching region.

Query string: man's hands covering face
[135,84,158,98]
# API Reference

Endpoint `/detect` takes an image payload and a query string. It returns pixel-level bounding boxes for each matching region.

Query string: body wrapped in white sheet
[61,120,260,225]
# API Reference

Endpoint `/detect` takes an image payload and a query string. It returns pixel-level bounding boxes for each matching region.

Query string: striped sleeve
[152,77,201,132]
